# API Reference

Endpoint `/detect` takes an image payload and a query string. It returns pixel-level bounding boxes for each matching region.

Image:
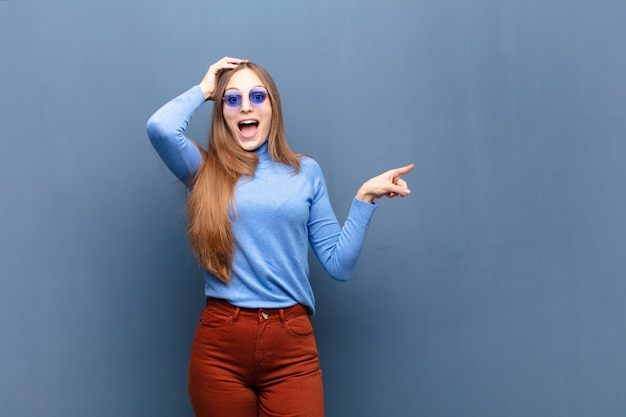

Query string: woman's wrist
[356,187,375,204]
[199,83,212,100]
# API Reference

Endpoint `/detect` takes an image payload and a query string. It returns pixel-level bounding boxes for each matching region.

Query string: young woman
[146,56,414,417]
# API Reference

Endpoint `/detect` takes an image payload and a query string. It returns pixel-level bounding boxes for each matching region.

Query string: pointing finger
[395,163,415,176]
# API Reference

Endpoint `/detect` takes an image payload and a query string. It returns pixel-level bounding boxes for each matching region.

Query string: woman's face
[222,68,272,151]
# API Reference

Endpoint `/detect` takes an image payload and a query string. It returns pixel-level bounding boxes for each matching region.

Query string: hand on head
[356,164,415,204]
[199,57,248,100]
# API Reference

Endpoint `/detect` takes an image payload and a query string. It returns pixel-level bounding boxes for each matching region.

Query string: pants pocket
[198,304,231,329]
[285,314,314,338]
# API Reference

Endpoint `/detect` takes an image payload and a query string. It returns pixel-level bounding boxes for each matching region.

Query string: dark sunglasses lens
[249,90,267,104]
[223,93,242,107]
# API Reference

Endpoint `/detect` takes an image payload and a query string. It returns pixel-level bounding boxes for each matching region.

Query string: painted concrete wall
[2,1,626,416]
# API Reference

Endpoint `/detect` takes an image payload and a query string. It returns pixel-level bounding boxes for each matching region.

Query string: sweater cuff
[190,85,208,104]
[348,197,377,225]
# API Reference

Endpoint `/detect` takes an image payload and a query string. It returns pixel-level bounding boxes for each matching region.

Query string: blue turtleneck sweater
[147,86,376,314]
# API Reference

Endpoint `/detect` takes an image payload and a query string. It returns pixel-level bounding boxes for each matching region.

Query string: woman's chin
[238,137,267,151]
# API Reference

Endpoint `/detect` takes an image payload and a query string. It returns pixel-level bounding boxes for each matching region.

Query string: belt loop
[232,307,240,322]
[279,308,285,327]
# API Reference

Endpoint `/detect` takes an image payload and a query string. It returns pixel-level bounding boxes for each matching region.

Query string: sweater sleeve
[146,86,206,186]
[306,161,377,282]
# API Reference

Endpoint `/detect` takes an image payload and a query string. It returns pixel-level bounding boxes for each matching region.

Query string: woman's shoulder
[298,155,324,177]
[295,155,330,192]
[299,154,321,169]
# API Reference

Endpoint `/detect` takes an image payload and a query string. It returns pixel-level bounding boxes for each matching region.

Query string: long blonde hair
[186,62,300,283]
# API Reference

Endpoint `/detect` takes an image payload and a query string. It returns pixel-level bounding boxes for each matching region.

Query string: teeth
[240,120,257,126]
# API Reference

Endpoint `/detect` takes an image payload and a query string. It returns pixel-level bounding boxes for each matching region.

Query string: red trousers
[188,298,325,417]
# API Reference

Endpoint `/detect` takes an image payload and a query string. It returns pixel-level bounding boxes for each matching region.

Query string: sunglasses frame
[222,88,268,108]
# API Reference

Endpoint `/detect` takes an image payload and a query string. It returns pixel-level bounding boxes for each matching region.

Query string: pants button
[261,311,270,320]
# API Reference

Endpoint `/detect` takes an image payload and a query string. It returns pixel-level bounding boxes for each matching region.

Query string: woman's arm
[146,86,206,185]
[146,57,247,185]
[308,162,414,281]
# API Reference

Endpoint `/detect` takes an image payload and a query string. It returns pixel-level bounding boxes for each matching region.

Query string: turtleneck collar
[254,141,271,162]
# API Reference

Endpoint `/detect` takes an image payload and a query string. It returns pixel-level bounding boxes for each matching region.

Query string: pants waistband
[206,297,309,322]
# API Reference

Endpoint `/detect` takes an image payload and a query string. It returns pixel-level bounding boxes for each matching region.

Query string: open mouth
[238,120,259,138]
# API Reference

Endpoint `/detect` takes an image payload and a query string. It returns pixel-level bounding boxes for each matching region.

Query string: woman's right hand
[199,56,248,100]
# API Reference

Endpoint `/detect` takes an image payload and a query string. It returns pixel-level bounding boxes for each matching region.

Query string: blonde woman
[147,56,413,417]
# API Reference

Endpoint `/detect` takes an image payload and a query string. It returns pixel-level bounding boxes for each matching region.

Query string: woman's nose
[240,96,253,112]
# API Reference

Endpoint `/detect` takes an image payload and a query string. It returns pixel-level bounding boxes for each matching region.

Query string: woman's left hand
[355,164,415,204]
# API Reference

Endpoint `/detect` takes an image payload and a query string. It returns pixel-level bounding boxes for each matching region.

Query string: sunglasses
[222,88,268,108]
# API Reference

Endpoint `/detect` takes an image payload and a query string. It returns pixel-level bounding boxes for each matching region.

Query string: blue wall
[2,1,626,416]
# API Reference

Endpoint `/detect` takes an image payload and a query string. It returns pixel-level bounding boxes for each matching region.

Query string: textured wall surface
[2,1,626,416]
